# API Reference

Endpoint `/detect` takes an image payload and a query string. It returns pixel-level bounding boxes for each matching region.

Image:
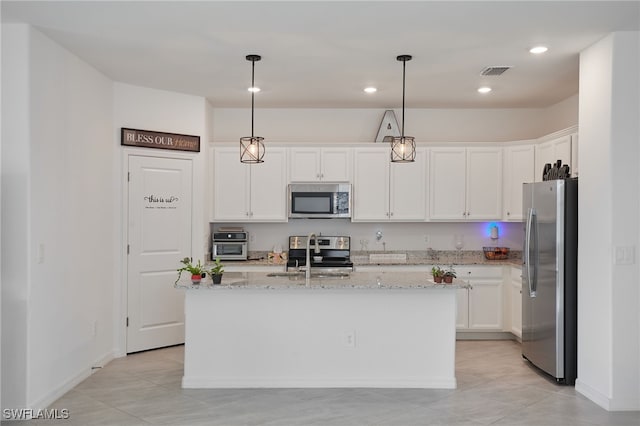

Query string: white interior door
[127,155,192,353]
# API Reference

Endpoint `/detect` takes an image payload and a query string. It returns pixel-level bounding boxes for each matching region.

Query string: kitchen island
[178,271,462,389]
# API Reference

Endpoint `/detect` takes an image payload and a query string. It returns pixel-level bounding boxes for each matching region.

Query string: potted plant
[175,257,206,285]
[443,266,457,284]
[209,257,225,285]
[431,266,444,283]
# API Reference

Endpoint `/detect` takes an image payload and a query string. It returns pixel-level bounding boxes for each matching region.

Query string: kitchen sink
[267,271,350,279]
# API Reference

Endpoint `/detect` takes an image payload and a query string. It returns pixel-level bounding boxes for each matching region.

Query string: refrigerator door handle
[525,207,537,298]
[531,208,538,297]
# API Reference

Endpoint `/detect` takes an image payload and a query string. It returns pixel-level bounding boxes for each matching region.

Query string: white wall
[2,24,116,410]
[576,32,639,411]
[211,106,574,144]
[540,94,579,135]
[1,23,31,410]
[113,83,209,355]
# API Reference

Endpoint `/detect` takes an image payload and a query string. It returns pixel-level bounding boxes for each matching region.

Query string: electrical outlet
[424,235,430,243]
[614,246,635,265]
[250,234,256,243]
[343,331,356,348]
[92,320,98,337]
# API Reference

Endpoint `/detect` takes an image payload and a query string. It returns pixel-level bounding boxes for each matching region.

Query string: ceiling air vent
[480,66,511,76]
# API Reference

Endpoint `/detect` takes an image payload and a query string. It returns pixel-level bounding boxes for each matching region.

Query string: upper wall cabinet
[352,147,426,221]
[212,147,288,222]
[289,147,352,182]
[429,147,503,220]
[534,135,572,182]
[503,144,535,221]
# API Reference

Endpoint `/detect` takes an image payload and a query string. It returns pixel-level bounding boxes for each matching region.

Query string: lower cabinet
[353,264,520,338]
[455,266,504,331]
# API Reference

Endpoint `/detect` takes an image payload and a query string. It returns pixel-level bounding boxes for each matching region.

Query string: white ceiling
[2,1,639,108]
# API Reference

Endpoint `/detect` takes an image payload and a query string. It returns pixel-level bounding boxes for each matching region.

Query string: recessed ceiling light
[364,87,377,94]
[529,46,548,54]
[478,87,492,94]
[248,87,260,93]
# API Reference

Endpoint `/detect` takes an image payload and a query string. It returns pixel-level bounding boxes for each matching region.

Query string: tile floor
[7,340,640,425]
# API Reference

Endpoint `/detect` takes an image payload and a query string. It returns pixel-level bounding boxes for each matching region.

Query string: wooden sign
[121,128,200,152]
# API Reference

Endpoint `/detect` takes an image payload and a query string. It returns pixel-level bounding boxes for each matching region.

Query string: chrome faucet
[305,233,320,279]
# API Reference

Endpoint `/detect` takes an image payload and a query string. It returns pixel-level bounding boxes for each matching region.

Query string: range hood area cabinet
[212,147,288,222]
[289,147,352,182]
[429,147,503,221]
[352,147,427,221]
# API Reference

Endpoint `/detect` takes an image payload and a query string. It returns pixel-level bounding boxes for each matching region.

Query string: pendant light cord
[251,59,255,138]
[401,58,406,139]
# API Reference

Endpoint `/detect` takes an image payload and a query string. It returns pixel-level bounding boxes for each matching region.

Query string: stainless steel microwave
[288,182,351,219]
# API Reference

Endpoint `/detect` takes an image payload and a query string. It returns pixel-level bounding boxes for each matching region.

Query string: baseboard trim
[576,379,640,411]
[182,376,457,389]
[456,331,517,340]
[29,350,117,410]
[575,379,611,410]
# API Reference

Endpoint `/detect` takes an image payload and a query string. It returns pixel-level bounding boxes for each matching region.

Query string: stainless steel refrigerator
[522,178,578,385]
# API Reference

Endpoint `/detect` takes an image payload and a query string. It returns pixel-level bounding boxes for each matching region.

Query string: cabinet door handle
[507,211,511,216]
[390,212,394,217]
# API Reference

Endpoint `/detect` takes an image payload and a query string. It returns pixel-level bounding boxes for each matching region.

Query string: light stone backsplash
[210,221,525,253]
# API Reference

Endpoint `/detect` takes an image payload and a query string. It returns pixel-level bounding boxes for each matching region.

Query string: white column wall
[112,83,208,355]
[576,31,640,411]
[1,23,31,410]
[2,24,116,410]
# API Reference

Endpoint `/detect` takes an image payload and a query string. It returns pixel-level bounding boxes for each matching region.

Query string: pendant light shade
[240,54,265,164]
[391,54,416,163]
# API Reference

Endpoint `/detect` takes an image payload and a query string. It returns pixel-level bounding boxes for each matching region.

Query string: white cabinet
[503,144,535,221]
[429,147,502,220]
[534,135,573,182]
[352,147,426,221]
[510,267,522,338]
[455,266,504,331]
[212,147,288,222]
[289,147,351,182]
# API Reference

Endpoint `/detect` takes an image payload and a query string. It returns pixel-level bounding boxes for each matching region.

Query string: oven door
[212,242,247,260]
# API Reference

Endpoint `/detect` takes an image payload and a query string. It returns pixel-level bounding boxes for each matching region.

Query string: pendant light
[391,54,416,163]
[240,54,265,163]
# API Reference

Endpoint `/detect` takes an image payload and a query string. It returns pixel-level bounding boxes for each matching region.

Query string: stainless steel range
[286,235,353,272]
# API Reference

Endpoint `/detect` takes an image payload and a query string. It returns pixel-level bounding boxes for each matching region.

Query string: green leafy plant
[175,257,206,284]
[209,257,225,276]
[443,266,457,283]
[443,266,457,278]
[431,266,444,278]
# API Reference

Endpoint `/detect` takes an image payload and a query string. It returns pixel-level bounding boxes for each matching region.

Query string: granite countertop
[176,271,467,291]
